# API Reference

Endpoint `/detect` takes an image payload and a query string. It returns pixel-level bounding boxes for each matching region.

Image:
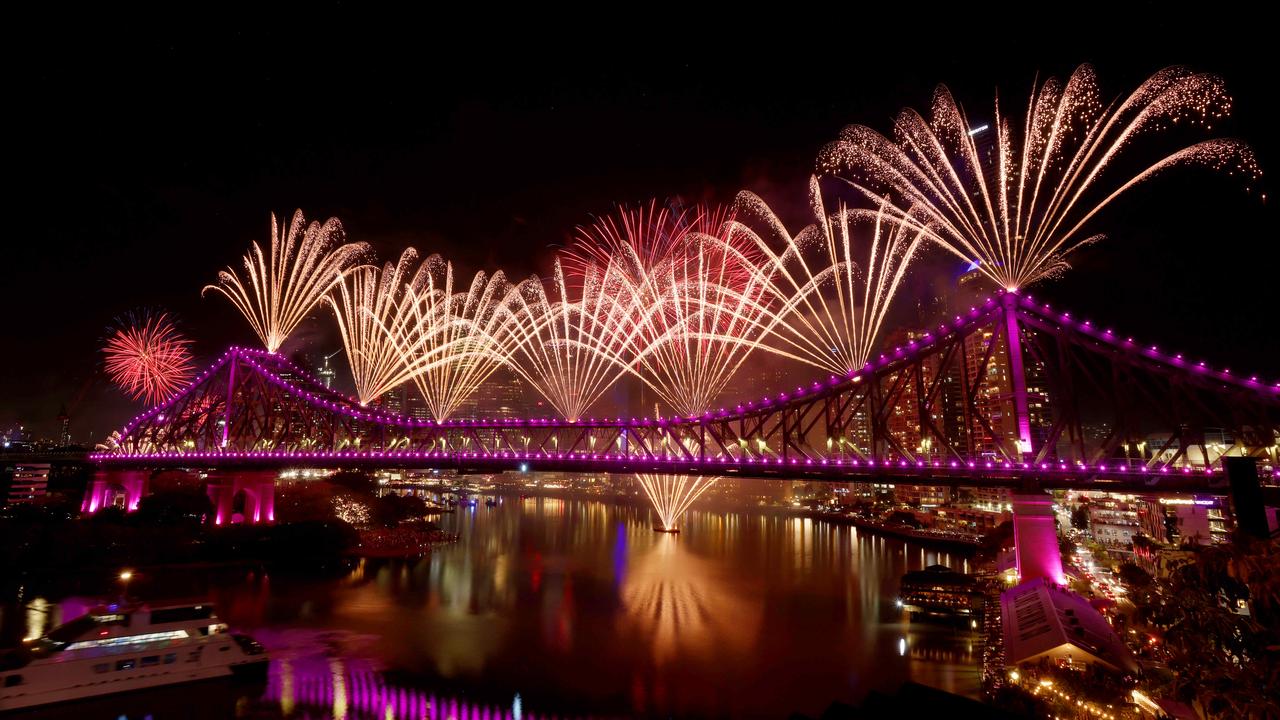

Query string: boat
[0,601,268,711]
[485,498,497,508]
[897,564,983,623]
[653,526,680,534]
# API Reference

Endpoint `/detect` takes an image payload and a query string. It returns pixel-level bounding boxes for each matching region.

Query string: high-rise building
[57,406,71,447]
[317,353,339,389]
[957,320,1051,459]
[1,425,31,451]
[3,463,50,505]
[405,392,432,422]
[955,268,1052,458]
[453,368,536,420]
[378,386,406,416]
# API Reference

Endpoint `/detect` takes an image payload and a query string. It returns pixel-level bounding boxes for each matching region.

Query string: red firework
[563,200,752,283]
[103,311,196,406]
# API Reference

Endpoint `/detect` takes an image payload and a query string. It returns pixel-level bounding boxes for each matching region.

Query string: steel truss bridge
[91,291,1278,493]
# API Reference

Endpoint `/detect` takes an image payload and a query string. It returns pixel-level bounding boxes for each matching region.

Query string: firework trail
[326,247,429,405]
[495,259,637,422]
[819,65,1260,291]
[387,255,510,422]
[102,310,196,406]
[204,210,368,353]
[634,474,718,531]
[731,176,930,375]
[567,202,776,417]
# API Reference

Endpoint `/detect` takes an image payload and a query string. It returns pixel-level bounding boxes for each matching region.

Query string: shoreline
[458,486,988,552]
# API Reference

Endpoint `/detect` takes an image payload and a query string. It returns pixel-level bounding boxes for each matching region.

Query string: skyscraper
[57,406,71,447]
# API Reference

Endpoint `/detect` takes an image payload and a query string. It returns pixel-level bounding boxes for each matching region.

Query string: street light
[119,569,135,600]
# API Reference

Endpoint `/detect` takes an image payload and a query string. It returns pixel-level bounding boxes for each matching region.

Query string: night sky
[4,8,1276,442]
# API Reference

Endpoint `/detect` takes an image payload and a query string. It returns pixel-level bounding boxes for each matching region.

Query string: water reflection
[619,536,761,664]
[263,641,593,720]
[4,494,980,718]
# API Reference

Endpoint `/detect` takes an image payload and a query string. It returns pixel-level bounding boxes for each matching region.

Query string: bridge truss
[93,291,1279,490]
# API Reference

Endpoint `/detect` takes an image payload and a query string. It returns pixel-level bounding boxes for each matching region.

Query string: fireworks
[177,66,1260,432]
[332,494,371,525]
[634,474,717,531]
[204,210,368,353]
[733,176,930,374]
[819,65,1260,291]
[495,259,637,422]
[103,310,196,405]
[388,255,511,422]
[327,248,429,405]
[569,203,775,417]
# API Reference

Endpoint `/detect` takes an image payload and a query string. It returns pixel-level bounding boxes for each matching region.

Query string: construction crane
[318,350,342,389]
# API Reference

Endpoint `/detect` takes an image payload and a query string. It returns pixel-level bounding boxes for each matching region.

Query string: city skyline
[2,12,1278,718]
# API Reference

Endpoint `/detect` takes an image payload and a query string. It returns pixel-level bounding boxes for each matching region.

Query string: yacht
[0,601,267,711]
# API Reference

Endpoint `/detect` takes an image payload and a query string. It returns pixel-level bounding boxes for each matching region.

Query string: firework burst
[326,247,429,405]
[204,210,368,353]
[731,176,930,375]
[819,65,1260,291]
[387,255,511,422]
[634,474,717,531]
[102,310,196,406]
[568,202,776,417]
[495,259,637,422]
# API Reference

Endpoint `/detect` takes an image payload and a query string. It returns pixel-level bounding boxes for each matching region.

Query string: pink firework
[103,311,196,406]
[562,201,777,417]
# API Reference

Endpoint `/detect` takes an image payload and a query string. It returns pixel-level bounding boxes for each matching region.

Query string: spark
[332,494,371,525]
[326,247,429,405]
[387,255,511,422]
[731,176,929,374]
[819,65,1260,291]
[495,259,637,422]
[568,202,775,417]
[634,474,717,531]
[102,310,196,406]
[204,210,368,353]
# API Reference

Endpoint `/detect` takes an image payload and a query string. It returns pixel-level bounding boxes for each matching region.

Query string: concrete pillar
[121,470,148,512]
[258,479,276,523]
[1012,492,1066,585]
[206,471,276,525]
[208,480,233,525]
[81,470,149,515]
[81,475,107,514]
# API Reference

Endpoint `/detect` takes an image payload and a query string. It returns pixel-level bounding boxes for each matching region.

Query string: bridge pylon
[1011,491,1066,586]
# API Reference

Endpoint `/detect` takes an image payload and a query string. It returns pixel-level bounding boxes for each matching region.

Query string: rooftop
[1000,577,1137,674]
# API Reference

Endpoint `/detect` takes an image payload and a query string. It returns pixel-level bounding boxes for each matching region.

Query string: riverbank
[353,523,457,558]
[472,486,991,552]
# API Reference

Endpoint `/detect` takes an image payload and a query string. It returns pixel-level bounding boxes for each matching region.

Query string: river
[4,494,982,718]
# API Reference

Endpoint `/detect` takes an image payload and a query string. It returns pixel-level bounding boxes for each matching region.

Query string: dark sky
[4,7,1276,441]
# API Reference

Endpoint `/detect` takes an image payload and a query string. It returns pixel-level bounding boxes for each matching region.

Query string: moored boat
[0,601,267,711]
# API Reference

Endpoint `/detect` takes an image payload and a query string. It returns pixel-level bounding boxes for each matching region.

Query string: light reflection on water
[5,495,980,718]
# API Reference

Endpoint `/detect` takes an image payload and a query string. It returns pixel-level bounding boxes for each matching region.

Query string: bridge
[81,289,1280,581]
[89,290,1278,484]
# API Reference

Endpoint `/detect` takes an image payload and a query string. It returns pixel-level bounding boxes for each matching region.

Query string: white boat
[0,601,268,711]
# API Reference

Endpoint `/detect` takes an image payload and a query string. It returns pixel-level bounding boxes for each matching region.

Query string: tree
[329,471,375,494]
[274,483,341,523]
[133,487,212,525]
[1070,504,1089,530]
[1130,540,1280,718]
[1117,562,1153,590]
[373,493,429,527]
